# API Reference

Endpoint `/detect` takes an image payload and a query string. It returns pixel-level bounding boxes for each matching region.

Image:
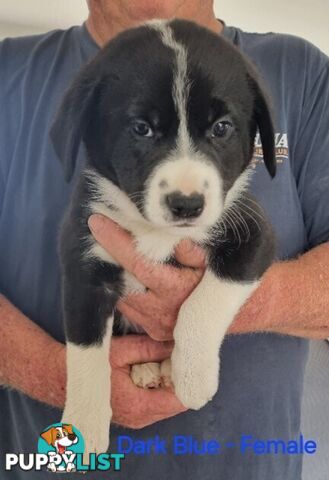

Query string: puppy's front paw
[61,410,111,464]
[171,347,219,410]
[81,424,110,465]
[130,362,161,389]
[160,358,172,388]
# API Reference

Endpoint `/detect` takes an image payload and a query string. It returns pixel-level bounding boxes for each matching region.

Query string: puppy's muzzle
[165,191,205,219]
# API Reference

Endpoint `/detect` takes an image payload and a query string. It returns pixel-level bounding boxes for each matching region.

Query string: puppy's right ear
[50,66,100,182]
[246,69,276,179]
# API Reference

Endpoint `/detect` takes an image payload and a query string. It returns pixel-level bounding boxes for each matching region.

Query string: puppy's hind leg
[61,284,115,462]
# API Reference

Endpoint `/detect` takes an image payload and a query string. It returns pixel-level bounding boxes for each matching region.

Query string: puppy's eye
[211,120,232,138]
[56,433,61,439]
[132,120,154,138]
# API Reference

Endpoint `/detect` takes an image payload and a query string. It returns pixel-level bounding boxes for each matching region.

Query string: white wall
[217,0,329,55]
[0,0,328,55]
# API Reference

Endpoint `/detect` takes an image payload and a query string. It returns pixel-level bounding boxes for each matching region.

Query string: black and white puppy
[51,19,276,457]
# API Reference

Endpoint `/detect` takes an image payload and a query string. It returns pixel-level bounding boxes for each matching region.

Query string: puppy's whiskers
[234,199,264,232]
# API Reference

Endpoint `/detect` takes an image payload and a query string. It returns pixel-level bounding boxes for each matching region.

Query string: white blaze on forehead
[148,20,192,154]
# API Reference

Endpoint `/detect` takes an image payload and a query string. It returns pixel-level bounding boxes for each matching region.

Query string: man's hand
[110,335,186,428]
[88,214,205,341]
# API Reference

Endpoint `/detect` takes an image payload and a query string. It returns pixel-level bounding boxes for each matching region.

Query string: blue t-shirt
[0,22,328,479]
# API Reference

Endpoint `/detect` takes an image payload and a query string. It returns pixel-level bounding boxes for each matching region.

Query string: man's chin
[126,1,179,22]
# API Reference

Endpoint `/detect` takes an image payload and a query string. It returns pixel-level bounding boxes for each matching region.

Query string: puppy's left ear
[247,73,276,178]
[50,64,101,182]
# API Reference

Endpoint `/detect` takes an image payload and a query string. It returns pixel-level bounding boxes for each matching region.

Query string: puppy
[51,19,276,457]
[40,424,77,472]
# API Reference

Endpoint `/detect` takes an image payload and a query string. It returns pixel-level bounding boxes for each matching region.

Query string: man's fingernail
[88,214,105,233]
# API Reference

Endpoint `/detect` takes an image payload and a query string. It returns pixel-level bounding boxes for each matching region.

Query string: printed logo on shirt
[252,132,289,169]
[5,422,125,473]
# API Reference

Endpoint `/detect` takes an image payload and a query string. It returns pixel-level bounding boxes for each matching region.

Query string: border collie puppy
[51,19,276,457]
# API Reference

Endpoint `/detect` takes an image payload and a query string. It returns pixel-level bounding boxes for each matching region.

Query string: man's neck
[86,2,223,47]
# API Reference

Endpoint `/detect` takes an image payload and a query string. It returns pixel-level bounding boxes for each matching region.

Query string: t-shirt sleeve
[293,48,329,249]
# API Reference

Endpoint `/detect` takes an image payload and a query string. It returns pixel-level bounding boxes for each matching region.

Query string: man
[0,1,328,478]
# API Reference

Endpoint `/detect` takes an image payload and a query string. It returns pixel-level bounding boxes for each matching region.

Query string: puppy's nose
[166,191,204,219]
[68,434,76,441]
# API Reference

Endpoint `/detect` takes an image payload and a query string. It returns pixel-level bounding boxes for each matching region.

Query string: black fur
[51,20,276,347]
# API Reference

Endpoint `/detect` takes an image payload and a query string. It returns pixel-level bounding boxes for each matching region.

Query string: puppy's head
[51,19,275,233]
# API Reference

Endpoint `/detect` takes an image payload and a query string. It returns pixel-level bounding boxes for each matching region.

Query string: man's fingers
[111,380,187,428]
[88,214,171,290]
[141,388,187,418]
[118,290,158,314]
[174,239,206,269]
[117,300,174,341]
[111,334,173,367]
[116,300,147,328]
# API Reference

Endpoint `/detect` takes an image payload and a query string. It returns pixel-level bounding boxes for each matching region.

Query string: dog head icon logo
[39,423,84,473]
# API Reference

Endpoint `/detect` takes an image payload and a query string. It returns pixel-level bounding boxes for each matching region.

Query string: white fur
[144,154,223,229]
[122,271,145,295]
[160,358,172,387]
[130,362,161,388]
[149,20,192,154]
[62,317,113,459]
[130,360,172,388]
[224,168,253,211]
[86,242,117,265]
[171,270,258,409]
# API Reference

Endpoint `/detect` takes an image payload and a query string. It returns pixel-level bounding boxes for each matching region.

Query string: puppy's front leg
[61,281,116,461]
[171,270,258,409]
[63,323,112,460]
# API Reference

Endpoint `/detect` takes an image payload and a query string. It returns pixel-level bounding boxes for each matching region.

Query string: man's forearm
[0,295,66,407]
[230,242,329,339]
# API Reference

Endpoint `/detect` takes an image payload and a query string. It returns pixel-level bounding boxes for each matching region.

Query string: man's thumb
[174,240,205,269]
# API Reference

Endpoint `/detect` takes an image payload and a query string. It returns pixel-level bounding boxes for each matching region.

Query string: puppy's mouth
[173,220,198,228]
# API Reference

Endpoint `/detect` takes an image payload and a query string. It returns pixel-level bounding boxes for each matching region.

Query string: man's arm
[230,241,329,339]
[0,295,66,407]
[0,295,186,427]
[88,214,329,340]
